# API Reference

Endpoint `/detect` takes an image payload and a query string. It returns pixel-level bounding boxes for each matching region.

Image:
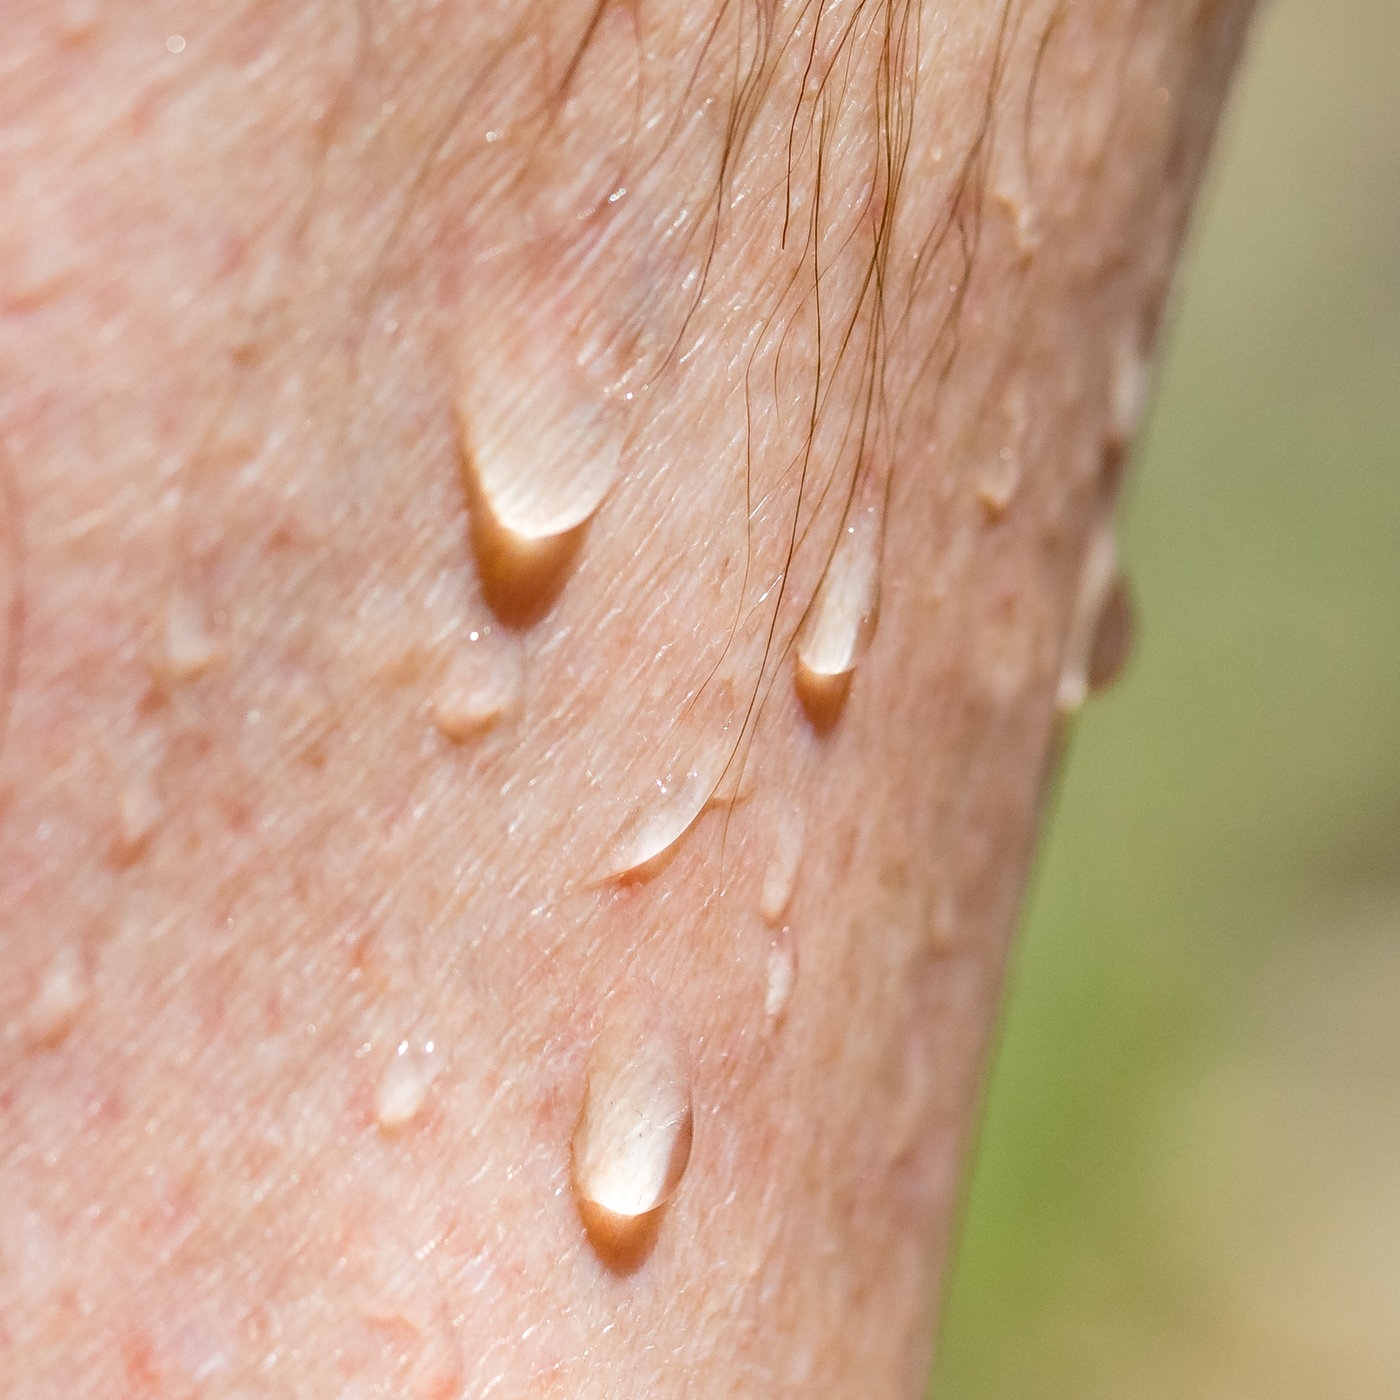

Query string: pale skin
[0,2,1252,1396]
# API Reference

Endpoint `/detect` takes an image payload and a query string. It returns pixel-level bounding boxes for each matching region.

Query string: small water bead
[162,590,220,682]
[374,1040,441,1133]
[978,379,1030,519]
[976,448,1022,520]
[764,938,796,1021]
[759,810,805,926]
[1086,572,1135,696]
[795,501,882,686]
[432,630,523,741]
[113,761,161,863]
[1057,522,1132,713]
[28,945,89,1048]
[571,986,692,1225]
[1109,334,1150,452]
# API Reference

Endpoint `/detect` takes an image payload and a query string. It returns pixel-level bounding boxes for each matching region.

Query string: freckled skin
[0,1,1252,1396]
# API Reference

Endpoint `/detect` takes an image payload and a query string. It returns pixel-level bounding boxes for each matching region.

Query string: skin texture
[0,1,1252,1395]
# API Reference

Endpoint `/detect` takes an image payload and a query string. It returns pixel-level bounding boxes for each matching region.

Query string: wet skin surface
[0,2,1252,1395]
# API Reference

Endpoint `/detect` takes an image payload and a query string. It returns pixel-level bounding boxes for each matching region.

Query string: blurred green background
[932,2,1400,1396]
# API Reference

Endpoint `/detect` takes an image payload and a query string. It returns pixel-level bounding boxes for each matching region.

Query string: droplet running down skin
[795,497,883,690]
[432,630,523,741]
[454,297,624,546]
[571,986,693,1230]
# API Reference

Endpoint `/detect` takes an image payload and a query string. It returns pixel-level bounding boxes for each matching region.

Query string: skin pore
[0,1,1252,1395]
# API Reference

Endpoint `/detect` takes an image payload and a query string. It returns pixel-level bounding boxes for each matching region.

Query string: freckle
[764,936,797,1021]
[162,590,220,681]
[432,630,523,741]
[572,985,692,1235]
[795,497,882,716]
[374,1041,441,1133]
[759,809,804,925]
[28,946,89,1048]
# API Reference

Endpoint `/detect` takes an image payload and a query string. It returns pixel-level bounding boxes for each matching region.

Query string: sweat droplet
[1086,572,1135,695]
[432,630,523,741]
[572,986,692,1228]
[375,1041,441,1133]
[796,502,882,686]
[1057,522,1132,713]
[455,284,625,547]
[28,945,89,1048]
[596,681,740,882]
[764,938,796,1021]
[163,590,220,681]
[759,810,804,925]
[598,767,713,882]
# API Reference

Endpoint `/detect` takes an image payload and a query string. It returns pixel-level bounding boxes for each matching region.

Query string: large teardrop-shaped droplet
[455,281,625,546]
[795,502,882,683]
[571,985,692,1224]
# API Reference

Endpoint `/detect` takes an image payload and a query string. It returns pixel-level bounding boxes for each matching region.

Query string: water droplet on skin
[163,590,220,681]
[1105,334,1150,482]
[764,938,796,1021]
[976,448,1022,519]
[375,1041,441,1133]
[572,986,692,1228]
[795,496,883,713]
[596,681,740,882]
[455,318,623,549]
[993,166,1039,258]
[599,766,722,882]
[432,631,523,741]
[759,810,805,925]
[114,766,161,862]
[1086,572,1135,696]
[978,380,1029,519]
[1057,522,1130,714]
[28,946,89,1048]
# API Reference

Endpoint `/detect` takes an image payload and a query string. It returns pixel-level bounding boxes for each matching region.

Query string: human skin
[0,2,1252,1396]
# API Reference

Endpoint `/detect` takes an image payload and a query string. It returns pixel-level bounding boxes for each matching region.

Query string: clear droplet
[759,809,805,925]
[375,1040,441,1133]
[598,767,713,882]
[163,590,220,681]
[1057,522,1128,714]
[764,938,797,1021]
[976,448,1022,519]
[114,764,161,862]
[596,681,740,882]
[796,500,882,684]
[1109,334,1150,452]
[977,381,1029,519]
[28,945,89,1048]
[432,630,523,741]
[572,986,692,1223]
[455,306,624,546]
[1086,572,1135,696]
